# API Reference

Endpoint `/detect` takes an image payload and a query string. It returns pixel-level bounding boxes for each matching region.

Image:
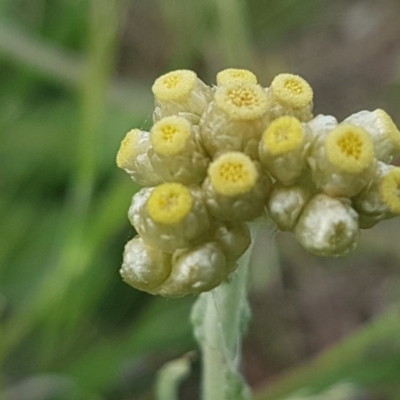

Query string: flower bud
[380,166,400,214]
[216,68,257,85]
[116,129,162,186]
[354,163,400,228]
[353,162,395,228]
[259,116,312,185]
[128,183,211,252]
[149,116,209,185]
[152,70,212,121]
[267,184,312,231]
[343,109,400,162]
[309,123,375,197]
[120,236,172,293]
[307,114,338,145]
[267,73,313,122]
[199,82,269,159]
[157,242,228,297]
[203,152,270,221]
[295,194,359,256]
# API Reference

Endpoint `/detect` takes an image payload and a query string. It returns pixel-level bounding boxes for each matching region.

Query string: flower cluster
[117,68,400,297]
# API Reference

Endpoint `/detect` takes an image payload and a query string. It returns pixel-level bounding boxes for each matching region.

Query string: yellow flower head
[116,129,140,170]
[380,168,400,213]
[146,183,193,224]
[214,82,268,120]
[216,68,257,86]
[326,124,374,173]
[270,73,313,109]
[151,116,191,156]
[152,70,197,102]
[262,116,303,155]
[208,152,258,197]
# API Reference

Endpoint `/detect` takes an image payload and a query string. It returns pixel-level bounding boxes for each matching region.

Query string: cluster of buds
[117,68,400,297]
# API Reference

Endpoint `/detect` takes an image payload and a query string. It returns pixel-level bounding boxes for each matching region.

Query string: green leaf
[155,354,192,400]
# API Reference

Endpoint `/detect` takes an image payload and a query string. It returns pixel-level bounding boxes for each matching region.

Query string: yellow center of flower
[116,129,140,169]
[262,116,303,155]
[216,68,257,85]
[163,75,179,89]
[326,124,374,173]
[380,168,400,214]
[152,70,197,101]
[284,79,303,94]
[147,183,193,225]
[270,73,313,109]
[151,116,190,156]
[208,152,258,196]
[214,82,268,120]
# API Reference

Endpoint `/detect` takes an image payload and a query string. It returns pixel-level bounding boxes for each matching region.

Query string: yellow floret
[147,183,193,225]
[116,129,139,169]
[151,116,191,156]
[376,109,400,150]
[152,70,197,101]
[214,82,268,120]
[380,168,400,213]
[262,116,303,155]
[270,73,313,109]
[208,152,258,196]
[216,68,257,85]
[326,124,374,173]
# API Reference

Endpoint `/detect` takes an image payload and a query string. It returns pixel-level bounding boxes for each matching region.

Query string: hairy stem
[192,222,260,400]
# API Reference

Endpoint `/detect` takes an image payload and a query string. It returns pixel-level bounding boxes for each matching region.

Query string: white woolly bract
[202,169,271,222]
[117,129,162,186]
[295,194,359,256]
[153,77,213,122]
[120,236,172,293]
[344,109,400,163]
[128,186,211,253]
[149,125,209,185]
[199,100,269,160]
[353,162,396,228]
[307,116,375,197]
[157,242,228,297]
[259,123,312,185]
[267,184,312,231]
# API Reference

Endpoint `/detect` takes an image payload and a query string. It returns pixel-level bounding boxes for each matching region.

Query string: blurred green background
[1,0,400,399]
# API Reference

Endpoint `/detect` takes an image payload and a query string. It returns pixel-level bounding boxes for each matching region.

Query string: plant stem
[192,222,260,400]
[202,265,251,400]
